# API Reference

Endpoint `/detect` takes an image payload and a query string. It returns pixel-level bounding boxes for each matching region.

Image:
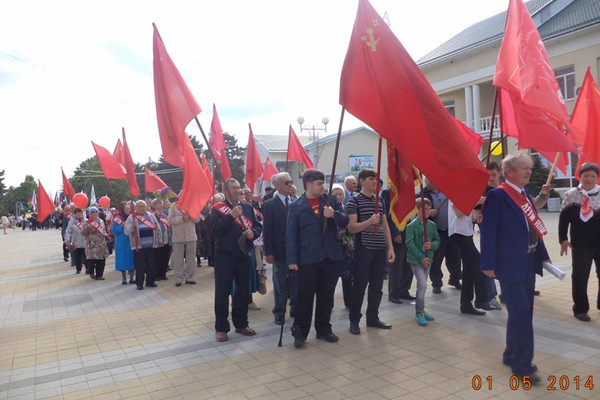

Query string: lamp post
[297,116,329,168]
[15,201,22,217]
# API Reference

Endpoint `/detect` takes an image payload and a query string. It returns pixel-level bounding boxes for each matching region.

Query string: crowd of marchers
[41,152,600,386]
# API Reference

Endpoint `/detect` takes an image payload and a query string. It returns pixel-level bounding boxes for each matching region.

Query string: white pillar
[473,84,481,133]
[464,86,473,130]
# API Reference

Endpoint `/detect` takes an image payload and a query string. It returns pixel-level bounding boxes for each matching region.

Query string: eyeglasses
[284,181,293,186]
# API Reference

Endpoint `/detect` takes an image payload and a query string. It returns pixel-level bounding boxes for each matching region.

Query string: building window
[555,66,575,101]
[443,100,455,117]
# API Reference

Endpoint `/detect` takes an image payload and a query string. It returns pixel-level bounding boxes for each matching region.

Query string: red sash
[74,219,84,230]
[86,218,106,235]
[136,214,157,230]
[253,206,263,221]
[214,202,253,230]
[159,215,170,228]
[499,183,547,239]
[113,214,124,226]
[65,213,73,221]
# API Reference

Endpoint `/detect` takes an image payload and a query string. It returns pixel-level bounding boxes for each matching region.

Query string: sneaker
[488,298,502,310]
[248,302,261,310]
[416,312,428,326]
[422,311,435,321]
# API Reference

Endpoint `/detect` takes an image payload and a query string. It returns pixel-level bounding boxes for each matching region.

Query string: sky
[0,0,511,193]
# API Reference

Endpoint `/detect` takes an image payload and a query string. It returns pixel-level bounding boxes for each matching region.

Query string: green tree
[0,170,7,215]
[526,154,559,207]
[70,157,137,205]
[5,175,38,214]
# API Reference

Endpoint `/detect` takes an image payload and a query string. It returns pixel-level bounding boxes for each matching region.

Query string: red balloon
[98,196,111,208]
[72,193,88,209]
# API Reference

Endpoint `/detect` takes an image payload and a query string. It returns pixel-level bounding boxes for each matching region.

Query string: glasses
[284,181,293,185]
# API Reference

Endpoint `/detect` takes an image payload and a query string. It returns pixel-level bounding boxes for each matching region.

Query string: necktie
[285,197,289,208]
[581,194,593,222]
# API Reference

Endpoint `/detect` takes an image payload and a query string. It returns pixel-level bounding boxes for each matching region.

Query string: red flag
[153,23,202,167]
[386,143,420,230]
[113,139,125,166]
[209,104,232,180]
[499,88,569,173]
[92,142,127,180]
[263,157,279,182]
[452,118,485,157]
[145,166,169,193]
[201,152,215,190]
[287,125,314,169]
[121,129,140,197]
[61,167,76,201]
[339,0,489,214]
[494,0,577,158]
[245,124,264,193]
[572,67,600,176]
[37,180,55,223]
[177,140,213,219]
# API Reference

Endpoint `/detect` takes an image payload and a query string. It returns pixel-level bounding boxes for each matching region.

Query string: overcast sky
[0,0,511,193]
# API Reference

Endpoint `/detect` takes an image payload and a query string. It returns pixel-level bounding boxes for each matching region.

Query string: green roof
[417,0,600,67]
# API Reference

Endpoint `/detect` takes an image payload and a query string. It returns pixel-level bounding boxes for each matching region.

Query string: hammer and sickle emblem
[361,28,380,52]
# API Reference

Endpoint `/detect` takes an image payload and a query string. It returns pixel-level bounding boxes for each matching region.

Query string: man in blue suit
[263,172,298,325]
[480,152,550,385]
[287,169,349,348]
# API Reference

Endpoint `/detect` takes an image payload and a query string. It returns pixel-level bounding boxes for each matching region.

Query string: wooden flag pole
[323,107,346,234]
[546,153,561,186]
[485,89,499,167]
[374,137,383,234]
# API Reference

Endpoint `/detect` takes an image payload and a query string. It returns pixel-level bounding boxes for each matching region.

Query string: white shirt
[448,200,474,237]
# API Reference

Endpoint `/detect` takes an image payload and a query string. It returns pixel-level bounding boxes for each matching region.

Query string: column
[464,86,473,130]
[473,84,481,133]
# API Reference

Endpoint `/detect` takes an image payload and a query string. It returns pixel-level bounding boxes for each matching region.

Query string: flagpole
[104,178,118,206]
[285,128,290,172]
[485,89,499,167]
[323,107,346,234]
[419,177,429,259]
[546,153,561,186]
[194,116,221,184]
[374,137,383,234]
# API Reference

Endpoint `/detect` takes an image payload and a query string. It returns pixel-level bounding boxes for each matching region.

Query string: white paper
[543,261,566,281]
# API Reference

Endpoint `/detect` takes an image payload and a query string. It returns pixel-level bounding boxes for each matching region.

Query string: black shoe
[499,294,505,303]
[291,325,305,348]
[146,283,157,288]
[399,293,416,300]
[136,286,144,290]
[121,281,127,285]
[349,322,361,335]
[389,297,403,304]
[515,372,541,385]
[449,280,462,290]
[316,332,339,343]
[367,320,392,329]
[574,313,591,321]
[503,360,538,372]
[75,271,81,274]
[534,290,540,296]
[461,305,486,315]
[129,280,135,284]
[274,317,284,325]
[432,287,442,294]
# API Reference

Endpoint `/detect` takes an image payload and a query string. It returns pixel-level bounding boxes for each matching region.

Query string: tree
[0,170,7,215]
[70,157,136,205]
[526,154,559,208]
[5,175,38,214]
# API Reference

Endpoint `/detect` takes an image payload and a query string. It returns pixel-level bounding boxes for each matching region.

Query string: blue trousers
[499,253,536,375]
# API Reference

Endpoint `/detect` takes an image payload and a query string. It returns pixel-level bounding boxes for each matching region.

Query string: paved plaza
[1,212,600,399]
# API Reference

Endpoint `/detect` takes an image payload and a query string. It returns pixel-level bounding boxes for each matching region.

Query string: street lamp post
[297,116,329,168]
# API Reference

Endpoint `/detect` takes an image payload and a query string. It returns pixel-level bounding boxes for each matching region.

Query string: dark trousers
[73,248,85,272]
[214,250,251,332]
[341,245,353,308]
[293,258,342,339]
[349,247,386,324]
[571,247,600,314]
[62,241,69,260]
[430,229,461,288]
[87,259,105,277]
[134,247,156,288]
[500,253,536,375]
[156,244,171,279]
[272,259,298,319]
[388,241,413,299]
[451,234,486,306]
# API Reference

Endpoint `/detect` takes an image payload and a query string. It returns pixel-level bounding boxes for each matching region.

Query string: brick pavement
[1,212,600,399]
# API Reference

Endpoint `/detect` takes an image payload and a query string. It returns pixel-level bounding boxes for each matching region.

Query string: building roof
[417,0,600,67]
[303,126,377,150]
[254,134,312,153]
